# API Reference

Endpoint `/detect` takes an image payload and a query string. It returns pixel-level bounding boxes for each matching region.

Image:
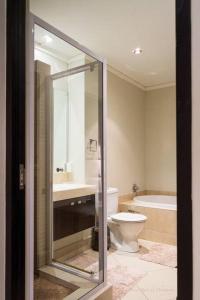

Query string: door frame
[6,0,26,299]
[176,0,193,299]
[0,0,6,299]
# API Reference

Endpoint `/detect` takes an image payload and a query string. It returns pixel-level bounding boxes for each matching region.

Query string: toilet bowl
[107,188,147,252]
[108,212,147,252]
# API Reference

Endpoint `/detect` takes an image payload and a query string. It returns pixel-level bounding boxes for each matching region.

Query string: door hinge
[19,164,25,190]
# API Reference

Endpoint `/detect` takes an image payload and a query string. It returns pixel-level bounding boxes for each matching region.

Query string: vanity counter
[53,182,97,201]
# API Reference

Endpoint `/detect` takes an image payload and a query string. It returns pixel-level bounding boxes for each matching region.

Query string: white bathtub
[134,195,177,211]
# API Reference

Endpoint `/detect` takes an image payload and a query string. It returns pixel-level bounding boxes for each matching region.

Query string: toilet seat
[111,212,147,223]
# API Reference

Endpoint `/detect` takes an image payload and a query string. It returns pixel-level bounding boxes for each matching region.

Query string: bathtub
[134,195,177,211]
[121,194,177,245]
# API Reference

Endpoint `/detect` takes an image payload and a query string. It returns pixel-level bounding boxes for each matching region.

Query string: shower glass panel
[34,20,105,299]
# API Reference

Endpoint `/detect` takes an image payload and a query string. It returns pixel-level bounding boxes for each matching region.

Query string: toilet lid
[111,212,147,223]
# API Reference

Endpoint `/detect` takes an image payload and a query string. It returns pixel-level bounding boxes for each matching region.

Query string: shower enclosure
[32,16,107,299]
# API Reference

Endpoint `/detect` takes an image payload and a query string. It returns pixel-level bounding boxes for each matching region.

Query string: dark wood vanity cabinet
[53,194,95,241]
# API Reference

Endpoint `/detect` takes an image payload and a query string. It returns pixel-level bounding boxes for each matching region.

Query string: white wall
[53,87,68,171]
[192,0,200,298]
[35,48,86,182]
[107,71,145,195]
[145,86,176,192]
[0,0,6,299]
[68,56,85,182]
[35,48,69,173]
[68,72,85,182]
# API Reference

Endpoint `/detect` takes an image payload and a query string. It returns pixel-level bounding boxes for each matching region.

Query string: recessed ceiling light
[132,48,143,55]
[43,35,53,43]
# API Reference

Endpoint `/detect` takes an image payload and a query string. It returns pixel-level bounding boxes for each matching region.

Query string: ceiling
[31,0,176,89]
[35,24,84,60]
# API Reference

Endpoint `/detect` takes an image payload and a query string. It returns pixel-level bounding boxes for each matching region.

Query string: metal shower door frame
[26,13,107,300]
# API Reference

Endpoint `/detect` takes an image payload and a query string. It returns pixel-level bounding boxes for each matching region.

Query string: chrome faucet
[132,183,139,194]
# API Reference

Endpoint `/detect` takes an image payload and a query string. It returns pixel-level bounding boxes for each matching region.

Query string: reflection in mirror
[53,76,69,173]
[34,23,104,299]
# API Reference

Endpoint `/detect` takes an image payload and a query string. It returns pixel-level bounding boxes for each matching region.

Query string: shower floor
[36,265,97,299]
[34,276,74,300]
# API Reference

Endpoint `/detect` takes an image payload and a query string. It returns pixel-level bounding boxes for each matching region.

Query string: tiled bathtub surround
[137,207,176,245]
[119,192,177,245]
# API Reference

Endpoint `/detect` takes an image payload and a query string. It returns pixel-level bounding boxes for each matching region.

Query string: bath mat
[107,265,145,300]
[139,242,177,268]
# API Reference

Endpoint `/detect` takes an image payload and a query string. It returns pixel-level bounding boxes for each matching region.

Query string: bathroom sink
[53,182,97,201]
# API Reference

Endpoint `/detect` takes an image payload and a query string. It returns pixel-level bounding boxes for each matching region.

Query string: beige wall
[107,72,145,195]
[144,87,176,192]
[107,74,176,195]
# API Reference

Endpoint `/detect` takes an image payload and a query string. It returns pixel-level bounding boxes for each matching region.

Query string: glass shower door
[49,62,104,277]
[33,19,106,299]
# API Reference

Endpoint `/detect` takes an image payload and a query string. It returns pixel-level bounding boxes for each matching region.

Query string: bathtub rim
[133,195,177,211]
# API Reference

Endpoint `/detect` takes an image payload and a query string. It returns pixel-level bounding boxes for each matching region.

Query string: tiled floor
[63,239,177,300]
[112,252,177,300]
[48,239,177,299]
[109,240,177,300]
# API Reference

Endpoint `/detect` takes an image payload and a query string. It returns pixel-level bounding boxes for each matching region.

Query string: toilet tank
[107,187,119,216]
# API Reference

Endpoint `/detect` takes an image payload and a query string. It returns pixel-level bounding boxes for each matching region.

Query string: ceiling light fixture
[132,48,143,55]
[44,35,53,43]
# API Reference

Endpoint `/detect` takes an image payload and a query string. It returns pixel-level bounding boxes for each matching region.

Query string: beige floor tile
[122,287,148,300]
[107,253,119,267]
[110,249,140,259]
[137,268,177,300]
[111,253,169,274]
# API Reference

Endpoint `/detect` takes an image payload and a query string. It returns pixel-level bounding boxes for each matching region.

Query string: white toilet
[107,187,147,252]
